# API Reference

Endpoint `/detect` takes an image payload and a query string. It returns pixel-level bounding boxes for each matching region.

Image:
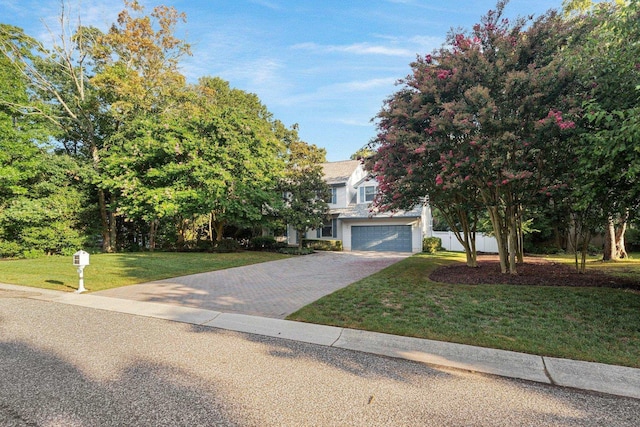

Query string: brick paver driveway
[95,251,410,318]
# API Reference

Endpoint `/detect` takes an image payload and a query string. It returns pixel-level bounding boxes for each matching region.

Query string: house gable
[321,160,365,209]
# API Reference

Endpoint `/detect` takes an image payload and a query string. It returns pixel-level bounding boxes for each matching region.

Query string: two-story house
[287,160,429,253]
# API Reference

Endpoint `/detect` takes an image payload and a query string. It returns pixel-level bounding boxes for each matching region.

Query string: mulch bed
[429,255,640,290]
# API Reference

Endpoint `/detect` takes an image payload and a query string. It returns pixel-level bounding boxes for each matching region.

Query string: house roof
[321,160,361,185]
[330,203,423,219]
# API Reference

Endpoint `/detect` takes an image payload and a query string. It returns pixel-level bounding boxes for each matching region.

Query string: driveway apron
[95,251,409,319]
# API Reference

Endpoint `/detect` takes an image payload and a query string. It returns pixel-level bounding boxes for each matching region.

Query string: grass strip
[288,252,640,368]
[0,251,289,292]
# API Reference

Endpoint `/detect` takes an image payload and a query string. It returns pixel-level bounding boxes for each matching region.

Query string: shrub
[214,239,240,253]
[22,249,45,259]
[625,227,640,252]
[278,247,314,255]
[422,237,442,254]
[302,239,343,251]
[0,240,22,258]
[249,236,277,251]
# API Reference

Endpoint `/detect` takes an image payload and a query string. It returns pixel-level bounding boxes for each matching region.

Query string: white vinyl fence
[431,231,499,253]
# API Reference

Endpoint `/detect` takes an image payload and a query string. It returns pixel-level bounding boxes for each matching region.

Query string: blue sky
[1,0,562,161]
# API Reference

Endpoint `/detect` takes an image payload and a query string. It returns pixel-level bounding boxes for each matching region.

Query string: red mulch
[429,255,640,290]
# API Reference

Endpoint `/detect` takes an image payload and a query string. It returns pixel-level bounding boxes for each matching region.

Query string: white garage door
[351,225,412,252]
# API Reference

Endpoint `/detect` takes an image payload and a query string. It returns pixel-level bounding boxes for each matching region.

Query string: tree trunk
[433,202,478,267]
[214,221,225,242]
[603,218,616,261]
[148,219,158,251]
[208,212,214,242]
[615,212,628,259]
[465,230,478,268]
[109,209,117,252]
[98,188,113,252]
[488,206,509,274]
[603,214,627,261]
[508,216,518,275]
[516,204,524,264]
[176,218,186,249]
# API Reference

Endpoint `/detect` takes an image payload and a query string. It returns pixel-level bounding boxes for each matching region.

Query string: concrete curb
[1,283,638,400]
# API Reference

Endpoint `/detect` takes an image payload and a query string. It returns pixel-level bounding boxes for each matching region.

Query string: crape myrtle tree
[562,0,640,261]
[368,1,579,274]
[365,88,483,267]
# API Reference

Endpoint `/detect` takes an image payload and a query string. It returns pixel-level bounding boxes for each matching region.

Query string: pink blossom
[425,54,433,64]
[437,70,451,80]
[435,175,443,186]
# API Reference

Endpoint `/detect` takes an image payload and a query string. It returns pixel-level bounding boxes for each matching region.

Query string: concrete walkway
[95,251,410,318]
[0,282,638,401]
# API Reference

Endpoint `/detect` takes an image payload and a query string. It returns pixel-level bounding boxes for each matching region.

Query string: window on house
[330,187,337,204]
[359,185,376,203]
[321,218,337,238]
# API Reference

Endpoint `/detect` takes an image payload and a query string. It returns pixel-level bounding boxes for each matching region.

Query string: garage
[351,225,412,252]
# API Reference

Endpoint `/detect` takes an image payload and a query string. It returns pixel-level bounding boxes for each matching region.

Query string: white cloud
[330,77,398,92]
[291,42,412,57]
[248,0,282,10]
[274,77,397,108]
[334,117,374,127]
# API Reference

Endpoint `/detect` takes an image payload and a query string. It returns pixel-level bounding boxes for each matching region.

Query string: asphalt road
[1,297,638,426]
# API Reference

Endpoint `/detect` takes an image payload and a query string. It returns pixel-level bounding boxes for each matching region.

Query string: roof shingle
[321,160,361,185]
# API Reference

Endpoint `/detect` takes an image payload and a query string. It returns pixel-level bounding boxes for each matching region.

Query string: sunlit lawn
[0,251,289,292]
[288,251,640,368]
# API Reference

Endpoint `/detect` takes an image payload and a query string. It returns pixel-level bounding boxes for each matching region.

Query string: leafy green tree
[101,76,286,249]
[278,134,330,250]
[350,147,374,160]
[188,77,286,245]
[0,155,87,256]
[0,18,111,250]
[90,0,191,250]
[562,0,640,261]
[0,53,40,207]
[0,53,87,256]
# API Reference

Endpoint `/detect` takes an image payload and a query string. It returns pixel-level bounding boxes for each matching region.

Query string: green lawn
[287,252,640,368]
[0,251,289,292]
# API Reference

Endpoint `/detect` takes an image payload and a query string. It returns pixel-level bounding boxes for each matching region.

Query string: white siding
[329,186,348,209]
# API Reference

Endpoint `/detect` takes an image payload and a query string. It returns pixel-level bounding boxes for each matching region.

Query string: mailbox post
[73,250,90,293]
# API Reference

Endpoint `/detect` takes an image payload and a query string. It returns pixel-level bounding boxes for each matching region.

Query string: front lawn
[287,252,640,368]
[0,251,289,292]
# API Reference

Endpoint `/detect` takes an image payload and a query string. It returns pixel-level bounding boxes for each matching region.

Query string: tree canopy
[0,1,317,256]
[367,0,638,272]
